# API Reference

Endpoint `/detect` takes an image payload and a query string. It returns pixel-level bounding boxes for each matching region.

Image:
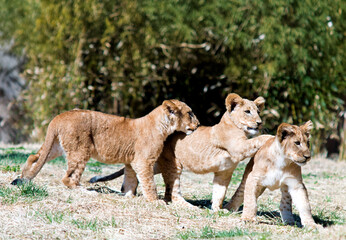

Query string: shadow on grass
[186,199,336,227]
[257,210,336,227]
[86,185,125,196]
[186,198,212,209]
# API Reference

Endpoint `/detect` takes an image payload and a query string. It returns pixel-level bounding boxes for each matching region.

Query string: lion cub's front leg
[288,182,317,228]
[242,173,265,221]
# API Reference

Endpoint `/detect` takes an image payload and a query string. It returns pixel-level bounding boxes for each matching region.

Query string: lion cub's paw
[214,208,229,214]
[241,216,257,223]
[153,199,167,206]
[124,192,136,198]
[304,223,321,230]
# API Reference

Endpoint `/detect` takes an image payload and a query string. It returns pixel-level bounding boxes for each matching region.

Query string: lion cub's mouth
[294,159,307,166]
[186,129,195,135]
[247,127,259,131]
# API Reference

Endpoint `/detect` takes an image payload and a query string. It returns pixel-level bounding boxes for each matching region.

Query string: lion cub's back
[49,109,137,146]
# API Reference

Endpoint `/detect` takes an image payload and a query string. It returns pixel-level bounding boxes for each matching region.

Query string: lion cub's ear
[163,100,178,115]
[254,96,265,112]
[277,123,295,142]
[300,120,313,138]
[225,93,243,112]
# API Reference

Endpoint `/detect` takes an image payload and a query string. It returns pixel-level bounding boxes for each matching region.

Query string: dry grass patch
[0,145,345,239]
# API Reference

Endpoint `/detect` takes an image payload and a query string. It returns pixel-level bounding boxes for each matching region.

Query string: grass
[1,164,20,172]
[0,146,345,239]
[0,182,48,204]
[71,217,117,231]
[177,226,270,239]
[34,210,65,224]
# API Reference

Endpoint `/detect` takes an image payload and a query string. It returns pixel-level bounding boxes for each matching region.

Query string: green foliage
[0,0,344,150]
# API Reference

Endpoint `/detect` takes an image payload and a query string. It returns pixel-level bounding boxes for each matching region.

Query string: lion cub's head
[162,100,199,135]
[225,93,265,136]
[277,121,313,166]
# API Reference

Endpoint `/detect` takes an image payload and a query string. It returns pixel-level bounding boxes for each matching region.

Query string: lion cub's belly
[202,152,237,173]
[215,152,237,171]
[182,151,236,174]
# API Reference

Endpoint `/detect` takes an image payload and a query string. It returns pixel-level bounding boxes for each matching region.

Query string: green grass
[0,182,48,204]
[302,172,345,180]
[86,159,108,173]
[0,152,32,165]
[34,210,66,224]
[72,218,100,231]
[0,147,111,170]
[315,207,345,226]
[230,162,246,185]
[177,226,270,239]
[1,165,20,172]
[71,217,117,231]
[201,209,233,218]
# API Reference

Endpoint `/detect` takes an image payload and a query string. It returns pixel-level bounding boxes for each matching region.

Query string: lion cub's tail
[22,125,58,180]
[89,168,125,183]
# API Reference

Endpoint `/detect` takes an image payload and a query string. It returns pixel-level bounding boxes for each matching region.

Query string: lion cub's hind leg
[211,169,234,211]
[280,185,295,225]
[62,151,90,188]
[159,158,194,207]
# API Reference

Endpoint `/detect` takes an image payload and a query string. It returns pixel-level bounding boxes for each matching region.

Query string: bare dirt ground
[0,144,345,239]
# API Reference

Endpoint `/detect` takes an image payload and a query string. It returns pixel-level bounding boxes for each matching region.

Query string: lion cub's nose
[304,155,311,160]
[257,121,262,127]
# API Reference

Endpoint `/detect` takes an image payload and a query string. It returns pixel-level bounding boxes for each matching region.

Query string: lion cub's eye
[294,141,301,145]
[245,110,251,114]
[188,111,194,118]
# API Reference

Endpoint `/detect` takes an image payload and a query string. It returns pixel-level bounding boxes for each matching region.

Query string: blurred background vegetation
[0,0,345,158]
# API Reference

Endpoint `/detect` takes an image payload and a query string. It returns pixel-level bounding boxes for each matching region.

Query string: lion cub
[12,100,199,202]
[225,121,318,228]
[90,93,272,210]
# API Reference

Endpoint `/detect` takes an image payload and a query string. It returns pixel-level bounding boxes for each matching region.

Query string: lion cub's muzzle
[294,155,311,166]
[186,122,200,135]
[246,121,262,135]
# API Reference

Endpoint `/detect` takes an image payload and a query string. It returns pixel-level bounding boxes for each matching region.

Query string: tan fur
[99,93,272,210]
[17,100,199,202]
[224,121,318,228]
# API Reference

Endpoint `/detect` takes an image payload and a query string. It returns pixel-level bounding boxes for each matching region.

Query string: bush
[0,0,344,152]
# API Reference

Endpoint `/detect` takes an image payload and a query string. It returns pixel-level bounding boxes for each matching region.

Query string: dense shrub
[0,0,344,152]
